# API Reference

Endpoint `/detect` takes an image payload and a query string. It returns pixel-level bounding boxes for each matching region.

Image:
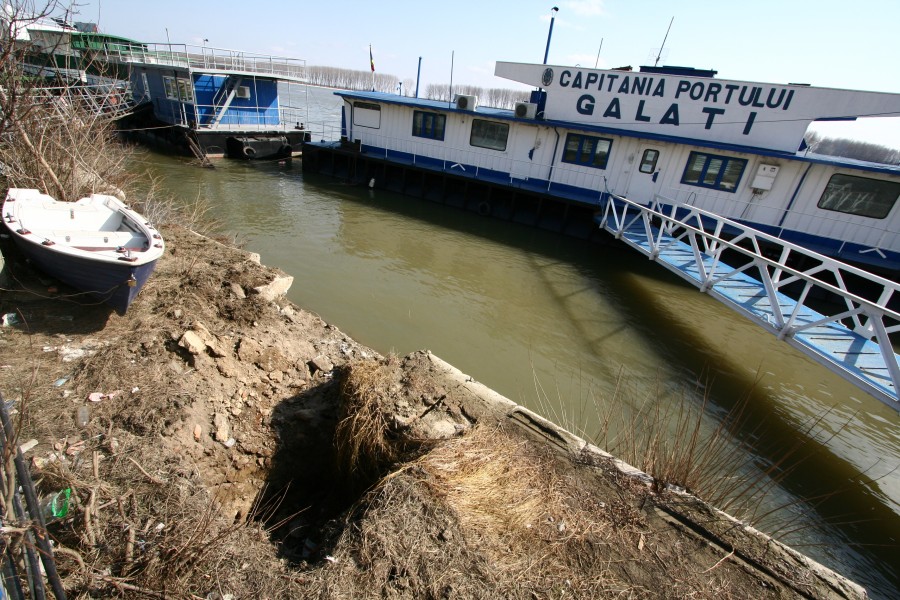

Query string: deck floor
[607,217,898,407]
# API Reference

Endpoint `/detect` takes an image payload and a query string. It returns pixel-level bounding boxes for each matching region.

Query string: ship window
[639,149,659,173]
[163,76,194,103]
[176,78,194,103]
[817,174,899,219]
[681,151,746,192]
[163,76,177,100]
[141,73,150,99]
[412,111,446,141]
[353,102,381,128]
[562,133,612,169]
[470,119,509,151]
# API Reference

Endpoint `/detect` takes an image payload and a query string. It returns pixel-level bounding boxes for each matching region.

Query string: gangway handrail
[597,191,900,411]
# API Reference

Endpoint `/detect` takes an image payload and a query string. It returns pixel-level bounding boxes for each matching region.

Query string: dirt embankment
[0,226,867,599]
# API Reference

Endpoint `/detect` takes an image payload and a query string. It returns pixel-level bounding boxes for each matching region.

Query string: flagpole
[370,44,375,91]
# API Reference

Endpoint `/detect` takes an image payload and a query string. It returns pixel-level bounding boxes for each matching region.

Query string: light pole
[542,6,558,65]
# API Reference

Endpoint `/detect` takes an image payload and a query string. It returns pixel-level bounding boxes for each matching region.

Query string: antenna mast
[654,17,674,67]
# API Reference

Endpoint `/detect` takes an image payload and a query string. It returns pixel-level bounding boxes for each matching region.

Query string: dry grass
[311,425,636,598]
[334,356,420,488]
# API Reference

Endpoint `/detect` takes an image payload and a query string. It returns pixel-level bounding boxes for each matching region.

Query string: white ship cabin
[332,62,900,276]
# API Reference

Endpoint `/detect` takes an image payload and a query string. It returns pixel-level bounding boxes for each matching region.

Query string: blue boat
[117,43,310,160]
[301,61,900,278]
[2,189,164,315]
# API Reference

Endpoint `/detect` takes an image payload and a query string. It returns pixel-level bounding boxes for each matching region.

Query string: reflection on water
[131,86,899,599]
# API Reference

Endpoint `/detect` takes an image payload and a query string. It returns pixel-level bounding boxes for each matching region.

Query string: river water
[131,85,899,598]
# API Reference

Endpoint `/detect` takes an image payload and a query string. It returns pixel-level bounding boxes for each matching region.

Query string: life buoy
[477,201,490,216]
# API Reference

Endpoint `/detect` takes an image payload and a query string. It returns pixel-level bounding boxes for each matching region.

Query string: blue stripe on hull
[13,240,158,315]
[361,144,606,206]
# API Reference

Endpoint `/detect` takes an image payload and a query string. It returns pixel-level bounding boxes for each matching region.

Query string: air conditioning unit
[455,94,477,111]
[514,101,537,119]
[235,85,251,99]
[751,164,779,191]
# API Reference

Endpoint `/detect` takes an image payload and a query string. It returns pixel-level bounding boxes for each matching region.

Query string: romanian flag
[370,45,375,72]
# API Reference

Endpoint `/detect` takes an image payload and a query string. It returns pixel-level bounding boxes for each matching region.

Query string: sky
[62,0,900,150]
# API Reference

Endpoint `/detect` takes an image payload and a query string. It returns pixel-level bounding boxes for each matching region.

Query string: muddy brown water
[129,85,900,599]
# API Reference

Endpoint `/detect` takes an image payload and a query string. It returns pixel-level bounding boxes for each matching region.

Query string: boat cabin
[311,62,900,276]
[122,43,309,159]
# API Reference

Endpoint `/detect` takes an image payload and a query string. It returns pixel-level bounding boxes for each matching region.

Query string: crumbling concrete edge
[424,350,868,600]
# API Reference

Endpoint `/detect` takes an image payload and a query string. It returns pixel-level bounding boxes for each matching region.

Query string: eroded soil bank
[0,226,867,598]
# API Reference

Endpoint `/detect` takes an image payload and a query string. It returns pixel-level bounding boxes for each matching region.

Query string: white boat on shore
[2,188,164,314]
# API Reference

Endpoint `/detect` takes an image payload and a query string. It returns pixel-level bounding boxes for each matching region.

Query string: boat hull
[2,189,164,315]
[7,234,159,315]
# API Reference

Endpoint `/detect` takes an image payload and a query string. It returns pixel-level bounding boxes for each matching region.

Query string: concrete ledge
[423,351,867,600]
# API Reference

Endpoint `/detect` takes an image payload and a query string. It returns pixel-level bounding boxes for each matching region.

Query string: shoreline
[0,225,868,598]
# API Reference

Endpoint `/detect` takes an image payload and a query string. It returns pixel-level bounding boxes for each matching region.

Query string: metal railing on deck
[28,82,135,120]
[112,43,306,80]
[597,192,900,411]
[162,102,308,131]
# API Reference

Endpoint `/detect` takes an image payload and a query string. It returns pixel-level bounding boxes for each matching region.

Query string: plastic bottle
[40,488,71,520]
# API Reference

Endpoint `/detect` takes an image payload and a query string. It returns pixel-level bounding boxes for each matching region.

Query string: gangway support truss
[596,194,900,412]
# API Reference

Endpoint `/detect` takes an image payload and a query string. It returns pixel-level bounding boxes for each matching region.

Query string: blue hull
[7,226,159,315]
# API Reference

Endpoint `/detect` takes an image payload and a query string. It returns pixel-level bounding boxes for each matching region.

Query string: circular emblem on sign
[541,67,554,87]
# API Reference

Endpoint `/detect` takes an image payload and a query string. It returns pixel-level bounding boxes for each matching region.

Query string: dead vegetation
[0,2,135,202]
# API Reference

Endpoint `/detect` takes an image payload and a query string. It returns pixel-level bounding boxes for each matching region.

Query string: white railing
[111,43,306,80]
[26,82,135,121]
[598,191,900,410]
[321,127,608,192]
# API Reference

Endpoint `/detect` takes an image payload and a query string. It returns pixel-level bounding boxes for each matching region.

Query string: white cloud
[562,0,606,17]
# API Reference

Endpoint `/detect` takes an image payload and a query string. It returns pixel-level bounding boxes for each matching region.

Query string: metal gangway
[596,193,900,412]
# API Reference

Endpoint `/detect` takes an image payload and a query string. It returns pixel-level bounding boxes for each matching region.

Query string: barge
[301,62,900,278]
[118,43,310,160]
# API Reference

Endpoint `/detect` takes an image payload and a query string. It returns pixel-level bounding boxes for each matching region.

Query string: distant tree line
[306,65,399,93]
[805,131,900,164]
[422,84,529,109]
[306,65,529,109]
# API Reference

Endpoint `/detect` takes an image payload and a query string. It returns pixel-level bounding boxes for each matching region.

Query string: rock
[216,357,240,378]
[193,424,203,442]
[192,321,212,339]
[19,439,38,453]
[310,355,334,374]
[179,330,207,355]
[252,274,293,302]
[192,322,228,357]
[213,413,231,443]
[236,337,264,364]
[257,347,290,372]
[229,282,246,299]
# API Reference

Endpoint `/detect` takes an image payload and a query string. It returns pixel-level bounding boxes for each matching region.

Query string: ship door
[509,127,539,180]
[625,147,663,203]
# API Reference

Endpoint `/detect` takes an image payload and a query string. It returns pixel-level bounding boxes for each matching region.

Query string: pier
[597,193,900,411]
